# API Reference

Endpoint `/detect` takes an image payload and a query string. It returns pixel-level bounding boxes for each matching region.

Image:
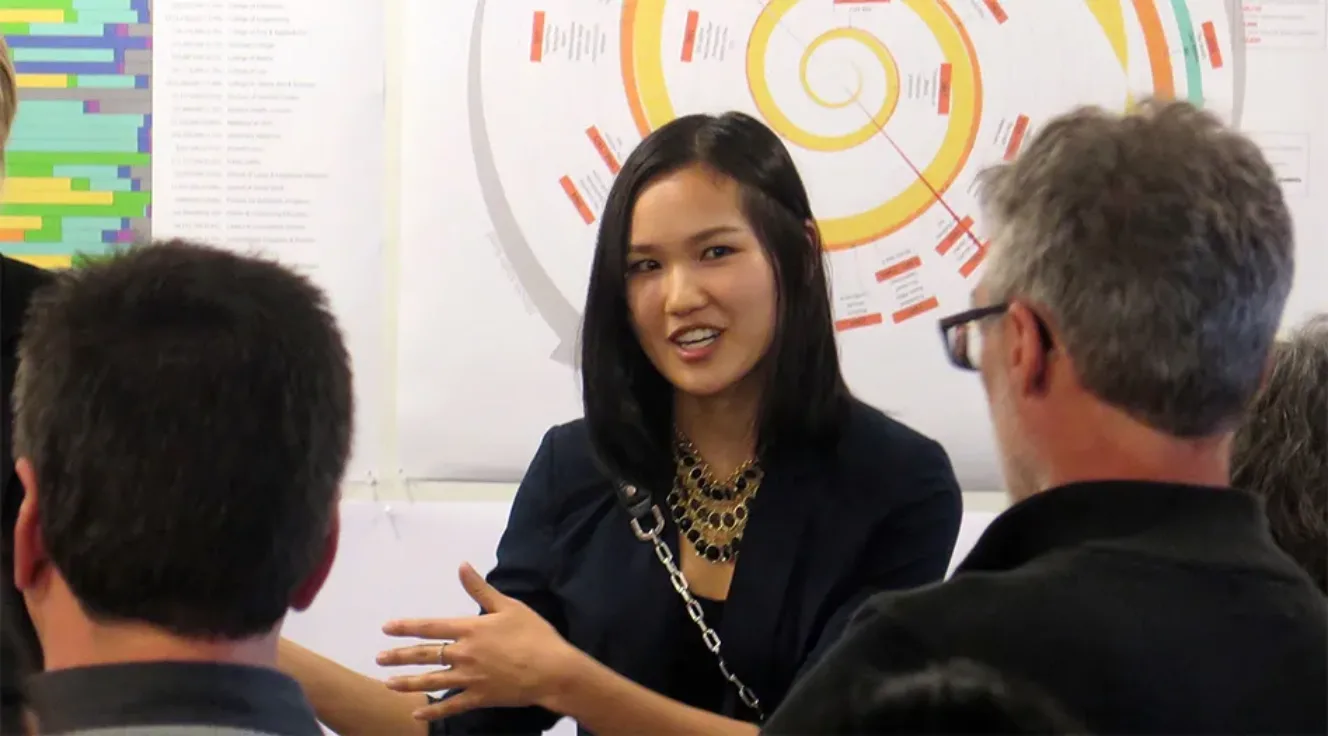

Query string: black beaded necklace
[665,432,762,564]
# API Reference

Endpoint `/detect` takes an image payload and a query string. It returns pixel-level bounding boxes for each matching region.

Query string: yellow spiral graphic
[744,0,982,250]
[749,26,900,152]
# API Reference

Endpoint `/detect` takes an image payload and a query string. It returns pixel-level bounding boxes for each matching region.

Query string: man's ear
[290,504,339,612]
[11,458,46,592]
[1004,301,1050,396]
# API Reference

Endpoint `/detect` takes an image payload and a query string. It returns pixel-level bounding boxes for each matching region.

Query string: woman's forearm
[540,651,760,736]
[278,637,430,736]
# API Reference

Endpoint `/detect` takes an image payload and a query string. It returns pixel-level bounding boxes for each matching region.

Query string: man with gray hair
[764,99,1327,734]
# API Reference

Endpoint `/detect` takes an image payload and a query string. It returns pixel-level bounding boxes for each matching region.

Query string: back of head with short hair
[977,99,1294,436]
[1232,314,1328,592]
[843,659,1088,734]
[12,240,353,639]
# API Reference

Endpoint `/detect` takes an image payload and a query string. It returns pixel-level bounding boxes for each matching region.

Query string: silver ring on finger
[437,642,449,667]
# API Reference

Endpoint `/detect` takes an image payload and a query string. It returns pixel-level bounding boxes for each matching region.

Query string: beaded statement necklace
[666,432,763,564]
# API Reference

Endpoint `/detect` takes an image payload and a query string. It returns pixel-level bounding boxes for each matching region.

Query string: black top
[765,480,1328,735]
[668,596,731,717]
[26,661,323,735]
[431,398,963,734]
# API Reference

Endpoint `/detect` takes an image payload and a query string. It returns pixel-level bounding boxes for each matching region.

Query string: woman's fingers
[377,642,454,667]
[382,616,475,640]
[384,667,472,693]
[411,689,488,722]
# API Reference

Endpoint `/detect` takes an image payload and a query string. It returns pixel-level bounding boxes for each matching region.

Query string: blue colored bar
[5,34,147,50]
[14,61,122,75]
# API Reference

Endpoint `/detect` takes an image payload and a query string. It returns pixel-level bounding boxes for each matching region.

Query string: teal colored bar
[80,179,134,191]
[0,243,114,257]
[53,165,122,179]
[13,48,116,63]
[15,116,144,139]
[27,22,104,36]
[74,74,137,88]
[8,133,140,153]
[70,10,139,23]
[62,217,124,231]
[74,0,134,8]
[13,100,85,117]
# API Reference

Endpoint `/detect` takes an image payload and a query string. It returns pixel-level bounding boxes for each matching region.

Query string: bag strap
[616,483,765,720]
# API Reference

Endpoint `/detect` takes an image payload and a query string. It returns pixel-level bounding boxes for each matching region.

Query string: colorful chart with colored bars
[1,0,151,270]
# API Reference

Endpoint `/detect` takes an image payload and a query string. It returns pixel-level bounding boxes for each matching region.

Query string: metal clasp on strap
[629,504,665,541]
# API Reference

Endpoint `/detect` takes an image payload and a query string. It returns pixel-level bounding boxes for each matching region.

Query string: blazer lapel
[718,448,817,706]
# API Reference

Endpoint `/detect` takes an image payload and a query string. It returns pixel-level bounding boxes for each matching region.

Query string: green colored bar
[70,178,90,191]
[76,0,133,8]
[4,162,56,177]
[52,165,120,178]
[3,201,146,218]
[24,219,63,244]
[72,251,117,268]
[13,48,116,63]
[74,74,137,89]
[0,23,30,35]
[8,151,149,166]
[28,23,102,36]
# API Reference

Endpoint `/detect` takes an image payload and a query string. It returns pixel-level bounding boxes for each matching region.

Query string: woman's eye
[627,259,659,273]
[701,245,735,260]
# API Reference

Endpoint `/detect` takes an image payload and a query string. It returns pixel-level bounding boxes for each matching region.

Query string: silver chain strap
[628,501,765,721]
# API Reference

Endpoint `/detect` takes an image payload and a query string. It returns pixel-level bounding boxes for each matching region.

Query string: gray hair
[977,99,1294,436]
[1231,314,1328,592]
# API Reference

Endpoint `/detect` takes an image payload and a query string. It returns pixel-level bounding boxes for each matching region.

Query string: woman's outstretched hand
[377,563,582,722]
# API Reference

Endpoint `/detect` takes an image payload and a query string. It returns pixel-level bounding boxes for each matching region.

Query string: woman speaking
[280,111,963,735]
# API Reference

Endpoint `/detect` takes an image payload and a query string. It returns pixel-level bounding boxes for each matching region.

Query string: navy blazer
[432,398,962,734]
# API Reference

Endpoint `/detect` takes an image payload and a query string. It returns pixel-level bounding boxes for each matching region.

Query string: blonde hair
[0,35,15,159]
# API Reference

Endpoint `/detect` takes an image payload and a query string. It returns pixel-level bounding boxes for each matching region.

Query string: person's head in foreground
[1232,313,1328,593]
[580,110,849,490]
[9,240,352,725]
[843,659,1087,734]
[942,98,1294,499]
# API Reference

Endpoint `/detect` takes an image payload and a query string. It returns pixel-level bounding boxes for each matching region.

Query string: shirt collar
[28,660,322,736]
[955,480,1278,574]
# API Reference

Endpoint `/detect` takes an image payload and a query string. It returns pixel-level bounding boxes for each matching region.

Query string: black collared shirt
[765,480,1328,735]
[28,660,323,736]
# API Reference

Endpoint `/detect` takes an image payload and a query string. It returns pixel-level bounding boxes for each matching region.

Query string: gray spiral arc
[468,0,581,366]
[1225,0,1247,129]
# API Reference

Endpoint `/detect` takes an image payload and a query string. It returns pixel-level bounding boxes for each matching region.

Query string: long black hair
[579,111,851,493]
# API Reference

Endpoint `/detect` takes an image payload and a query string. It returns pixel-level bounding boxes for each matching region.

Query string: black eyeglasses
[938,304,1009,371]
[938,304,1054,371]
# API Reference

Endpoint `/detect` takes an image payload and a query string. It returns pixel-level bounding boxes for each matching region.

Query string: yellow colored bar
[0,9,65,23]
[0,215,43,230]
[4,178,74,193]
[3,188,114,205]
[16,73,69,89]
[11,255,72,270]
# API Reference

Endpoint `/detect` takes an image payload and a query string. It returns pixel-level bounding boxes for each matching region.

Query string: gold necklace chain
[666,432,762,564]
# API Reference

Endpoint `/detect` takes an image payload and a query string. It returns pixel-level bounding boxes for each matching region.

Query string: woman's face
[625,164,778,399]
